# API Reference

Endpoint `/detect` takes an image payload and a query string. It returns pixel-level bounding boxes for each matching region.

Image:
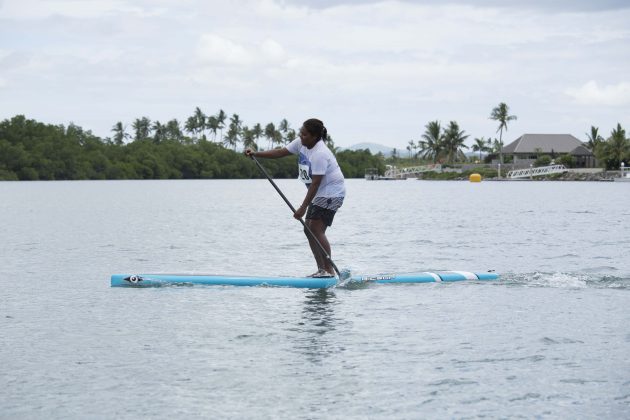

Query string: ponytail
[303,118,328,141]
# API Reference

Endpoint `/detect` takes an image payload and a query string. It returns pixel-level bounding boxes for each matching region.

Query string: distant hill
[344,142,399,157]
[345,142,485,159]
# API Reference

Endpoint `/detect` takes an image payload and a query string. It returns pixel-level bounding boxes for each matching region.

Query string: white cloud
[195,35,288,73]
[255,0,309,19]
[0,0,629,146]
[260,39,286,62]
[0,0,139,19]
[196,34,253,66]
[0,0,173,19]
[284,0,630,12]
[566,81,630,106]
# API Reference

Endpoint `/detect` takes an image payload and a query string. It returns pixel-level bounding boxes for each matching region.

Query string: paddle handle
[250,155,341,278]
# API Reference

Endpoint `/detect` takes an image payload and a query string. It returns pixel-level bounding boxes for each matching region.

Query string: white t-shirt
[286,138,346,199]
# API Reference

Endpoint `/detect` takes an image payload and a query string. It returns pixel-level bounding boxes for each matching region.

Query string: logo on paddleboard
[124,275,144,284]
[362,275,394,281]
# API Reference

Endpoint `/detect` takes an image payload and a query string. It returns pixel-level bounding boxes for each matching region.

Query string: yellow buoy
[469,173,482,182]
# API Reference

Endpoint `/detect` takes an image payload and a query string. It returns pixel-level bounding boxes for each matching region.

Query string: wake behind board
[111,271,498,288]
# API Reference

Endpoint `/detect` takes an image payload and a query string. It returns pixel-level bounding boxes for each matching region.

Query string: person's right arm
[245,148,291,159]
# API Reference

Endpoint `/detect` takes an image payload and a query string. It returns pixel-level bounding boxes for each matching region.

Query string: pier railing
[384,164,442,178]
[507,164,568,179]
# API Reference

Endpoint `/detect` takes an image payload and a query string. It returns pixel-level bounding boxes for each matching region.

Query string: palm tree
[442,121,469,163]
[284,128,296,144]
[278,118,289,133]
[152,120,166,143]
[184,116,198,140]
[598,123,629,168]
[193,107,206,140]
[489,102,517,164]
[407,140,415,158]
[487,138,501,154]
[278,118,292,143]
[264,123,276,149]
[418,120,444,163]
[242,126,257,151]
[224,113,242,150]
[585,126,604,151]
[252,123,263,150]
[111,121,129,145]
[471,137,489,161]
[216,109,227,143]
[206,115,219,142]
[132,117,151,141]
[165,119,183,142]
[273,130,283,148]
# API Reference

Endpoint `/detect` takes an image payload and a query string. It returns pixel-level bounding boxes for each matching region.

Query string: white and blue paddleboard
[110,271,498,288]
[348,271,499,284]
[110,274,338,289]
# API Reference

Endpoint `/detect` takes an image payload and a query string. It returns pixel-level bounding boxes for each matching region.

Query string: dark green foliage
[558,154,576,168]
[469,167,498,178]
[419,171,462,180]
[594,123,630,169]
[534,155,552,167]
[335,149,385,178]
[0,115,379,180]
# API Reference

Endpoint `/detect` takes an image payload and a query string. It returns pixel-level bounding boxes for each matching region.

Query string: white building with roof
[501,134,596,168]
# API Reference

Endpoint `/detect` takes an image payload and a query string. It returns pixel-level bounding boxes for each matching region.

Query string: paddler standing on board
[245,118,346,278]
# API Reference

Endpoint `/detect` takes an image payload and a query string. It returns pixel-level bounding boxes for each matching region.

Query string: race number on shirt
[298,163,312,184]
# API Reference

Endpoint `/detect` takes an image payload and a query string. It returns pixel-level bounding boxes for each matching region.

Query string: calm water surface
[1,179,629,419]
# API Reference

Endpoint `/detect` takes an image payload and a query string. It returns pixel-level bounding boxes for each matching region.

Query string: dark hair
[303,118,327,141]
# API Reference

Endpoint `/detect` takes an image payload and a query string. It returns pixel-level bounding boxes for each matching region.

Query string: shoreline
[414,169,626,182]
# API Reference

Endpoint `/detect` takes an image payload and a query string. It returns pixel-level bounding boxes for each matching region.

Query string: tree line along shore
[0,114,384,181]
[1,104,627,181]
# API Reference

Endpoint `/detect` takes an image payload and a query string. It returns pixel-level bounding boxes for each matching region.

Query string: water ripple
[428,378,478,387]
[501,272,630,289]
[2,179,629,419]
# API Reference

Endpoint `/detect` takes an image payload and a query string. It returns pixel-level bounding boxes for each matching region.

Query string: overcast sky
[1,0,629,148]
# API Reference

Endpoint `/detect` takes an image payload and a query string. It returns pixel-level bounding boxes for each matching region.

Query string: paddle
[249,155,342,278]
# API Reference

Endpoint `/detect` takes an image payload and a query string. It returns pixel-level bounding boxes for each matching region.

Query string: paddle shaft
[250,155,341,278]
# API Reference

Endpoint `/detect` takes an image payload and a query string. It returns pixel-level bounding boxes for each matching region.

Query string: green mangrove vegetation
[0,114,384,181]
[0,104,627,181]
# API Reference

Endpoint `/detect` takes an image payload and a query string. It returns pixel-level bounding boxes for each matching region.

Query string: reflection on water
[294,289,341,363]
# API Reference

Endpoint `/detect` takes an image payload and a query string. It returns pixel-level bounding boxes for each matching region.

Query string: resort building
[501,134,596,168]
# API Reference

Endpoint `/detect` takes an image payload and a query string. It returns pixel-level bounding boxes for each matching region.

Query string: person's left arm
[294,175,323,219]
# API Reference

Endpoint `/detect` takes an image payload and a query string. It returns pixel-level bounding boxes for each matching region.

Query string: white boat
[614,163,630,182]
